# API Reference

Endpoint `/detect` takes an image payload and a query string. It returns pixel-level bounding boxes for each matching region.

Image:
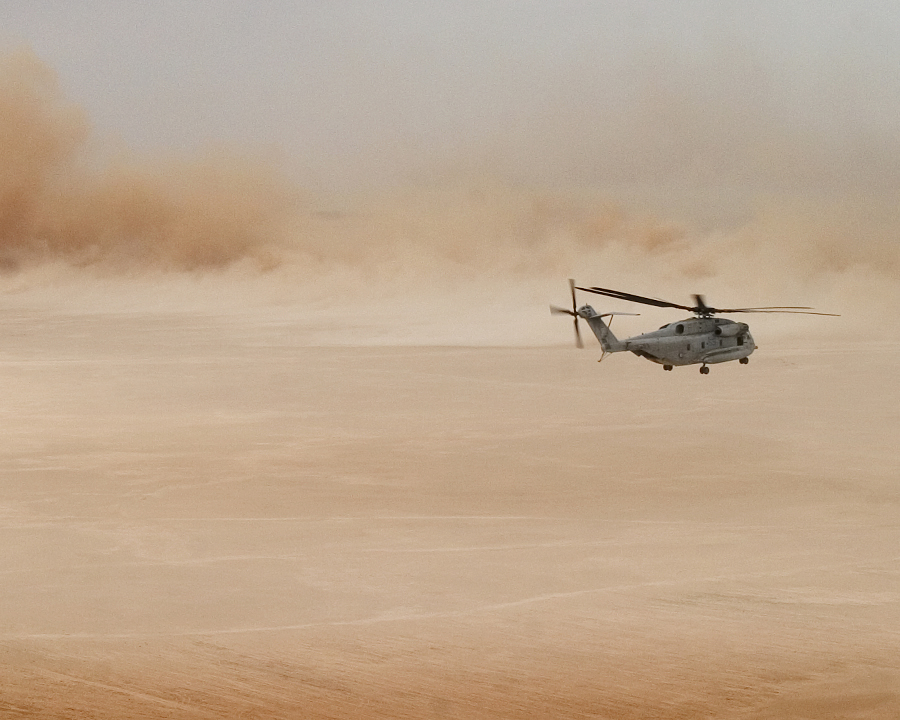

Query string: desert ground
[0,296,897,719]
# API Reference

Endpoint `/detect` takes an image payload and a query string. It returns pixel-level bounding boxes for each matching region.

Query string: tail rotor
[550,278,584,348]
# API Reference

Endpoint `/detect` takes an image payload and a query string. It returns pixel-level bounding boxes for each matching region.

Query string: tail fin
[578,305,626,353]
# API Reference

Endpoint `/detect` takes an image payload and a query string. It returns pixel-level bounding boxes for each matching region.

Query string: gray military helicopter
[551,280,837,374]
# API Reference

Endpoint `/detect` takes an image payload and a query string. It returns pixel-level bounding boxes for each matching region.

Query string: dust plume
[0,49,297,272]
[0,48,898,339]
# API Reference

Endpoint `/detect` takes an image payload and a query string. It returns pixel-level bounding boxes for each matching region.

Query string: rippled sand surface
[1,309,897,718]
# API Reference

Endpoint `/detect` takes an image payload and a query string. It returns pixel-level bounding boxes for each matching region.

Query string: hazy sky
[4,2,900,205]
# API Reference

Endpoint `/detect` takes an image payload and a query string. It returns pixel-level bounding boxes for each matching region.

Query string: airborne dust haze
[0,47,897,342]
[2,20,900,718]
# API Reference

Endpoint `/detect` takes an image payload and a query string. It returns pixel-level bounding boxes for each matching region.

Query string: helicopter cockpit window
[675,324,685,334]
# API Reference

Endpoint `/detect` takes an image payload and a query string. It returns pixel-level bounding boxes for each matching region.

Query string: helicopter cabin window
[737,336,744,346]
[675,324,685,334]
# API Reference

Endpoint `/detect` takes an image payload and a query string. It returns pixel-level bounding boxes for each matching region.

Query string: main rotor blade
[713,308,840,316]
[574,317,583,348]
[576,286,693,311]
[713,305,813,312]
[568,278,577,314]
[574,283,839,317]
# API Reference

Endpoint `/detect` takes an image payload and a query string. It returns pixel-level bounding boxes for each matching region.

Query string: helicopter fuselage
[622,316,755,366]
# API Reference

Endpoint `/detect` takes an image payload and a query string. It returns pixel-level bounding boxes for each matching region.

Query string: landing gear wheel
[739,357,749,364]
[663,364,673,371]
[699,365,710,375]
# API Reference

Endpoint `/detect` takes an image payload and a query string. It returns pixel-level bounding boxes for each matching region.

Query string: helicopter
[551,280,837,374]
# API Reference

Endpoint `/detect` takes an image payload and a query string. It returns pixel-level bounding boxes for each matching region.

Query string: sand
[0,304,898,718]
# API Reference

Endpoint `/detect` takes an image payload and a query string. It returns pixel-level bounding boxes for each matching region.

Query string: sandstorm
[0,34,898,718]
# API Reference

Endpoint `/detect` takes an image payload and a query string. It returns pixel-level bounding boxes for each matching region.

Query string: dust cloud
[0,49,295,272]
[0,48,897,343]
